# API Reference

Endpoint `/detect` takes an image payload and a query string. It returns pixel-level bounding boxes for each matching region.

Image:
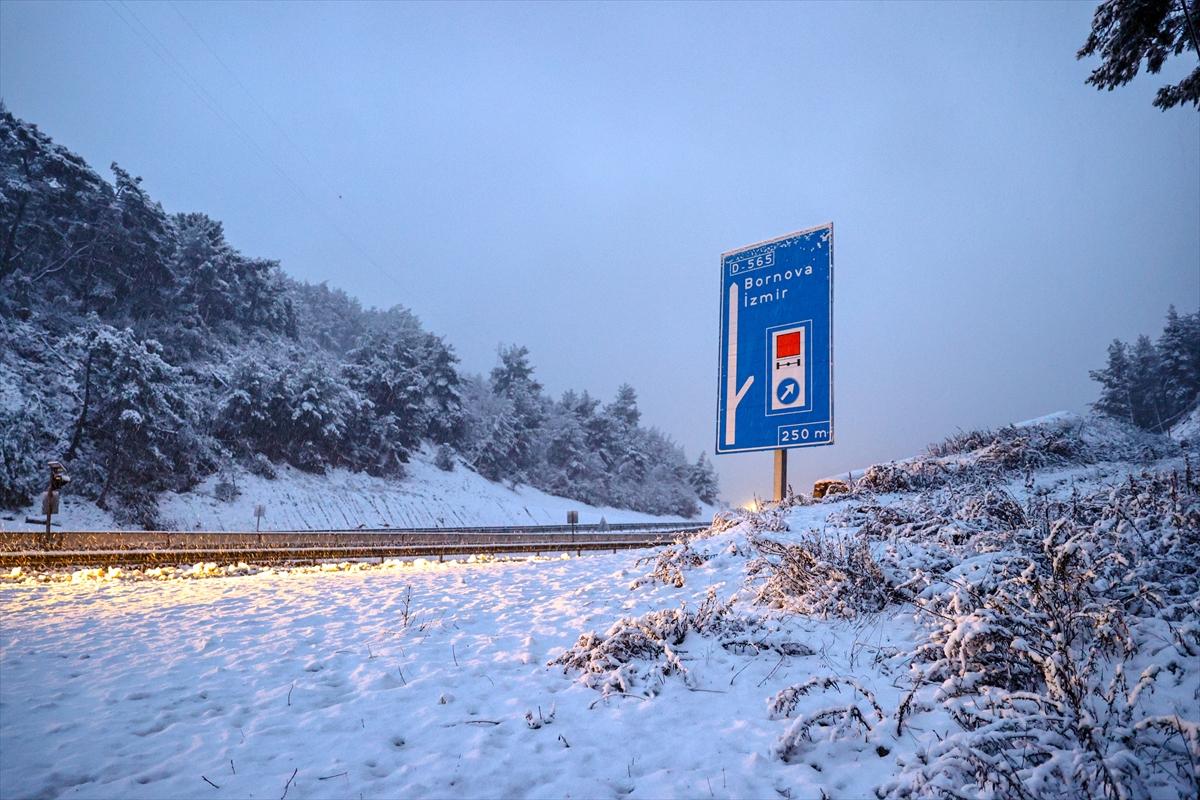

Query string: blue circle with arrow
[776,378,800,404]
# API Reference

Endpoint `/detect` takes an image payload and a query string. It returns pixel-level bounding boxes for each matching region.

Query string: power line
[166,1,399,286]
[103,0,407,293]
[166,1,346,205]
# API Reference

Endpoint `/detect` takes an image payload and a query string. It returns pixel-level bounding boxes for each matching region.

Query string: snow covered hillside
[1,413,1197,799]
[0,445,714,533]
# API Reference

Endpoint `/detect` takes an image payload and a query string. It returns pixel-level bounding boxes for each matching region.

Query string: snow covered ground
[2,413,1197,799]
[4,521,906,800]
[1,446,712,533]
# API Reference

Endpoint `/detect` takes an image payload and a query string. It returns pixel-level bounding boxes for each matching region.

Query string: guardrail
[0,523,709,568]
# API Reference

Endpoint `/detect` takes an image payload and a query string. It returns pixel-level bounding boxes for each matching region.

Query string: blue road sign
[716,224,833,454]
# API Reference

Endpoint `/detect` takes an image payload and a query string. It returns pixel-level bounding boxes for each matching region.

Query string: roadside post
[715,224,834,501]
[45,461,70,545]
[567,510,579,555]
[254,504,266,533]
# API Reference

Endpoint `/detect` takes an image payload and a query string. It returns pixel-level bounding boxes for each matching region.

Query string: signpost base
[773,449,788,502]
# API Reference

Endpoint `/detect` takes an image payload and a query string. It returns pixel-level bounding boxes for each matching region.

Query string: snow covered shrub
[434,443,455,472]
[747,503,792,533]
[0,407,47,509]
[1079,470,1200,620]
[551,588,727,695]
[865,417,1180,505]
[707,507,745,536]
[769,676,886,763]
[927,423,1090,470]
[926,429,998,458]
[882,469,1200,800]
[855,461,949,494]
[630,540,711,588]
[552,587,809,696]
[214,471,239,502]
[747,529,895,618]
[245,452,277,479]
[973,426,1088,473]
[954,487,1027,530]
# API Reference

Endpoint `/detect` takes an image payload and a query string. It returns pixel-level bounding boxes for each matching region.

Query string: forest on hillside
[0,107,716,527]
[1089,307,1200,434]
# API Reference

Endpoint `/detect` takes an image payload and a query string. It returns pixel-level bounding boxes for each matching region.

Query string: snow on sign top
[715,224,833,454]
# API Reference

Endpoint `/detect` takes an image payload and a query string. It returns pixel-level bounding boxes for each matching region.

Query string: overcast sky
[3,1,1197,505]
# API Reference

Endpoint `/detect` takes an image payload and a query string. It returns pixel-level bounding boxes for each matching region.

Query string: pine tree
[68,324,209,526]
[1157,306,1200,424]
[1093,339,1137,425]
[486,344,547,481]
[1091,308,1200,433]
[606,384,641,427]
[169,212,288,338]
[0,105,105,281]
[689,452,720,505]
[1078,0,1200,110]
[1129,334,1170,431]
[459,373,520,482]
[104,164,175,318]
[538,391,608,505]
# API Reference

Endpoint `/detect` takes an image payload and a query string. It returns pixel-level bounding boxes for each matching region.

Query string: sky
[2,1,1197,506]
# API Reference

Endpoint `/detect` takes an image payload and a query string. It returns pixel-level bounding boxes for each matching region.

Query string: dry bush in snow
[769,676,887,762]
[854,416,1180,499]
[747,529,896,618]
[551,587,811,697]
[630,540,711,589]
[855,461,951,494]
[878,467,1200,800]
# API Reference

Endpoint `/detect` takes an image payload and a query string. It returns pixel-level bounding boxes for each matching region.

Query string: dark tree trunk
[96,450,118,510]
[65,350,94,461]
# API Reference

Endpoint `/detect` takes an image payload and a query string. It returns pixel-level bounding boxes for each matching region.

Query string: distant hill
[0,106,716,528]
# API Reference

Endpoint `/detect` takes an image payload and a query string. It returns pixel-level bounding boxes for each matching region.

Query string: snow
[2,511,917,800]
[1170,403,1200,443]
[0,446,713,533]
[1012,409,1079,427]
[2,415,1196,799]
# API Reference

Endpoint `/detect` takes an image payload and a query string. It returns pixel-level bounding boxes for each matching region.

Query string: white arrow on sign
[724,282,754,446]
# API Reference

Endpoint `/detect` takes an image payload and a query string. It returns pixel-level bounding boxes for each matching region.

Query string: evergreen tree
[1158,305,1200,422]
[490,344,540,396]
[459,373,520,482]
[1078,0,1200,110]
[67,324,209,526]
[606,383,641,427]
[1128,334,1169,431]
[538,391,608,505]
[0,104,108,291]
[169,212,288,338]
[1091,307,1200,432]
[1091,339,1135,424]
[487,344,548,481]
[217,348,362,474]
[689,452,720,505]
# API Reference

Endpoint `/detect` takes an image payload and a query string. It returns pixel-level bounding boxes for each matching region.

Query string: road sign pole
[773,449,788,502]
[45,463,53,538]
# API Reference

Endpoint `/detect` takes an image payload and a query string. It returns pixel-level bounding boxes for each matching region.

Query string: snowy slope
[2,414,1196,799]
[1,446,715,532]
[1170,402,1200,444]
